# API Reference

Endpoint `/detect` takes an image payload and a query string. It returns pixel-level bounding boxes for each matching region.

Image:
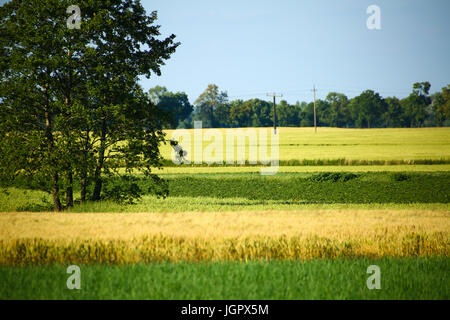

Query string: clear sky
[140,0,450,104]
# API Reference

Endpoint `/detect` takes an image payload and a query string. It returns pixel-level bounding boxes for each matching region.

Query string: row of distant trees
[151,82,450,129]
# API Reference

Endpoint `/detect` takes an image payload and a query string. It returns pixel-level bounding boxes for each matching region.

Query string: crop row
[1,232,448,265]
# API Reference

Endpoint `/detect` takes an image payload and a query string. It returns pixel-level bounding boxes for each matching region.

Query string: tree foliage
[193,84,228,128]
[148,86,193,129]
[0,0,179,210]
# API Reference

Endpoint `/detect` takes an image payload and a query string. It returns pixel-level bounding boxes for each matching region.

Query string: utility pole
[267,92,283,134]
[312,85,317,133]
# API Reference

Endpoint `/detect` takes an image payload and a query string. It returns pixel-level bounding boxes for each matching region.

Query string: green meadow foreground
[1,258,448,299]
[1,128,449,299]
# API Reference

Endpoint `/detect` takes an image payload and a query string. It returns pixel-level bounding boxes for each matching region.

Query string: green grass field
[1,171,449,212]
[0,258,448,299]
[1,127,449,299]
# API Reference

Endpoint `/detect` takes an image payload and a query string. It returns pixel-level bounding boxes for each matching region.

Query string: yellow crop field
[160,127,450,163]
[0,210,448,265]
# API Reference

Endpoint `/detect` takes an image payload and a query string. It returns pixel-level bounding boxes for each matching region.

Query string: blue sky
[140,0,450,104]
[1,0,448,104]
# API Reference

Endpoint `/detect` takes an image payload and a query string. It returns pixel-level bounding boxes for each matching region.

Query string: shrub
[16,196,53,212]
[391,173,410,181]
[102,176,143,204]
[308,172,359,182]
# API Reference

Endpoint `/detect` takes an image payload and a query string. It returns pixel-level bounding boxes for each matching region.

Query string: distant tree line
[153,82,450,129]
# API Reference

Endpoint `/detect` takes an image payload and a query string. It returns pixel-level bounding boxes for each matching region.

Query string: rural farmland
[1,127,449,299]
[1,0,449,305]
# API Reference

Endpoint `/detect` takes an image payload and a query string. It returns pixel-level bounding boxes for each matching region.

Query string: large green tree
[0,0,179,209]
[299,102,315,127]
[349,90,387,128]
[401,82,431,127]
[384,97,404,127]
[230,100,253,127]
[276,100,300,127]
[432,85,450,126]
[249,99,272,127]
[326,92,350,127]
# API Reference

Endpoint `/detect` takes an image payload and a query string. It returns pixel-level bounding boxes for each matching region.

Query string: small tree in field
[0,0,179,210]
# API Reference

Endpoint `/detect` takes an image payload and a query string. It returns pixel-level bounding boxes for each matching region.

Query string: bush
[308,172,359,182]
[390,173,410,181]
[16,196,53,212]
[102,174,169,204]
[102,176,143,204]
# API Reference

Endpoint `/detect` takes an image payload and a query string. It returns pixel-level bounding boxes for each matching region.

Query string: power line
[227,92,268,98]
[226,85,414,101]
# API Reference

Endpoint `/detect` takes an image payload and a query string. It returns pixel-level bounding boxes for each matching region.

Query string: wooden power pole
[267,92,283,134]
[312,85,317,133]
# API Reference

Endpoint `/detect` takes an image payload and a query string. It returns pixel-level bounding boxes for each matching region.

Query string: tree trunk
[44,89,62,211]
[91,119,107,201]
[52,173,62,211]
[66,169,73,207]
[80,130,90,203]
[80,176,87,203]
[64,42,74,208]
[92,172,102,201]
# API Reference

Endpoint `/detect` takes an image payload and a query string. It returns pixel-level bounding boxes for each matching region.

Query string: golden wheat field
[1,210,448,265]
